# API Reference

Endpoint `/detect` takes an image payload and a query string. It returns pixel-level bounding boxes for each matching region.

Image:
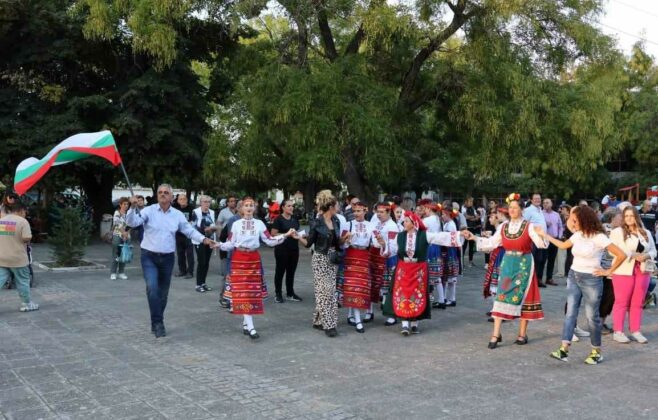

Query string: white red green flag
[14,130,122,195]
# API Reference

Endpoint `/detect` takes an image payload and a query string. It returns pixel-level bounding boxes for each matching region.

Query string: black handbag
[328,249,344,265]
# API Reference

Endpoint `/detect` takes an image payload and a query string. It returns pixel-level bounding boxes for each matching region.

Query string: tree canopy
[2,0,657,209]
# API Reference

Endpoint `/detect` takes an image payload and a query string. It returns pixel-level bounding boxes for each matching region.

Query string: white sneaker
[118,273,128,280]
[572,334,580,342]
[110,274,117,280]
[19,302,39,312]
[574,326,590,337]
[613,332,631,343]
[631,332,648,344]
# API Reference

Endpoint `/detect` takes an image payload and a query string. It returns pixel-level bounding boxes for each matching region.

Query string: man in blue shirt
[522,193,548,287]
[127,184,215,337]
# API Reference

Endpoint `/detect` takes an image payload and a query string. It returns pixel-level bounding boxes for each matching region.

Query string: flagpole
[119,161,135,197]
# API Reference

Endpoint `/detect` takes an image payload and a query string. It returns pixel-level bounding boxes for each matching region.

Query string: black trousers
[545,243,558,281]
[274,247,299,296]
[532,245,547,283]
[564,248,573,276]
[176,235,194,275]
[462,228,479,262]
[195,243,212,286]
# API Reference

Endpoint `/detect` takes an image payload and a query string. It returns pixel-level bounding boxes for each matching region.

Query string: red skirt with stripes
[343,248,371,310]
[229,250,265,315]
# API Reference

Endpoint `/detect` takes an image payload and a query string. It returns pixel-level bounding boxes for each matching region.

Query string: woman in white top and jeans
[535,206,625,365]
[609,206,657,344]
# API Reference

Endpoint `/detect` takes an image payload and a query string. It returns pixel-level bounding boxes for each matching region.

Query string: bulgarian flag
[14,130,122,195]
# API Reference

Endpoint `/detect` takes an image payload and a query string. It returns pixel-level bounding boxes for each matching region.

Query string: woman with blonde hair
[296,190,347,337]
[609,205,657,344]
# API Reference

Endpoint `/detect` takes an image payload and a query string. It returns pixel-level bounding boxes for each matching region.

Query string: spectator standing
[539,198,563,286]
[343,194,357,222]
[132,195,146,243]
[173,194,195,278]
[126,184,213,337]
[559,204,574,276]
[523,193,547,287]
[638,200,657,236]
[0,201,39,312]
[609,206,657,344]
[462,197,481,267]
[271,199,302,303]
[110,197,131,280]
[216,195,238,304]
[190,195,215,293]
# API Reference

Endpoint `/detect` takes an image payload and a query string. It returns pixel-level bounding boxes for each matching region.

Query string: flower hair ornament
[442,207,459,219]
[505,193,521,205]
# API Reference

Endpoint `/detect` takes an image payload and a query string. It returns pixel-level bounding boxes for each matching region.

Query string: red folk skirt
[229,250,265,315]
[343,248,371,310]
[369,247,386,304]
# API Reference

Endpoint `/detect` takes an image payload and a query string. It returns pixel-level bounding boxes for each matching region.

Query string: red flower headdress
[404,210,427,231]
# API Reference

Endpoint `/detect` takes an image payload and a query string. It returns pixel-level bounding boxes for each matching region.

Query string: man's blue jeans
[141,250,175,324]
[562,270,603,347]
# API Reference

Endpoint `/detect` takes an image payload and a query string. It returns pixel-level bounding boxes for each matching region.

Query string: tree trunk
[81,169,115,233]
[341,150,376,204]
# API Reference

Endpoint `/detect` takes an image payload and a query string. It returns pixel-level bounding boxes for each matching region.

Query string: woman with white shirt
[341,202,386,333]
[535,206,625,365]
[609,206,657,344]
[215,196,294,339]
[439,207,462,307]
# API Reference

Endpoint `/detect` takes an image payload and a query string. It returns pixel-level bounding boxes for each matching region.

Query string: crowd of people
[3,185,658,366]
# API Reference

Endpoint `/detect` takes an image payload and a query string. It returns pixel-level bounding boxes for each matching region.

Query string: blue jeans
[141,250,175,324]
[562,270,603,347]
[0,266,31,303]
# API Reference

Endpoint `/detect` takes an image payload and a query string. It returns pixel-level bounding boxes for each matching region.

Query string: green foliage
[48,206,92,266]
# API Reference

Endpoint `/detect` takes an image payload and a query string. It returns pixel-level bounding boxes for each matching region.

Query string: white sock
[348,307,354,318]
[411,321,418,328]
[354,309,362,324]
[436,283,445,303]
[367,303,375,315]
[243,315,254,330]
[445,282,454,303]
[402,321,410,328]
[446,278,457,302]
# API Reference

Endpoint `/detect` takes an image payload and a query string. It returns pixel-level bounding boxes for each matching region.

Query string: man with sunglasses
[127,184,215,338]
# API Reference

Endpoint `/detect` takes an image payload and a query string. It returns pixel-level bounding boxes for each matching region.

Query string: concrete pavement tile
[3,406,57,420]
[159,404,213,419]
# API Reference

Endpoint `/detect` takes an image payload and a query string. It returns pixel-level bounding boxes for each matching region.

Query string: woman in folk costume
[334,201,350,307]
[367,202,400,325]
[463,193,548,349]
[215,197,295,339]
[393,205,405,231]
[417,200,446,309]
[383,211,465,335]
[438,207,463,307]
[483,206,509,317]
[343,202,387,333]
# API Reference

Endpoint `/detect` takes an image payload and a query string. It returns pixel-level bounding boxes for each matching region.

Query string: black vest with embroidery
[396,230,429,262]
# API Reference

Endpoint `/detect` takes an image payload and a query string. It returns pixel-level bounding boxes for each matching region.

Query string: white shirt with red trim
[219,217,285,251]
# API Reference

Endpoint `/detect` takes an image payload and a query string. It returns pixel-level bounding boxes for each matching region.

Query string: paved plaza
[1,241,657,419]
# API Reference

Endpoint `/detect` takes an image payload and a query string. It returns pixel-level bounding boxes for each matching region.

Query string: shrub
[48,205,92,266]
